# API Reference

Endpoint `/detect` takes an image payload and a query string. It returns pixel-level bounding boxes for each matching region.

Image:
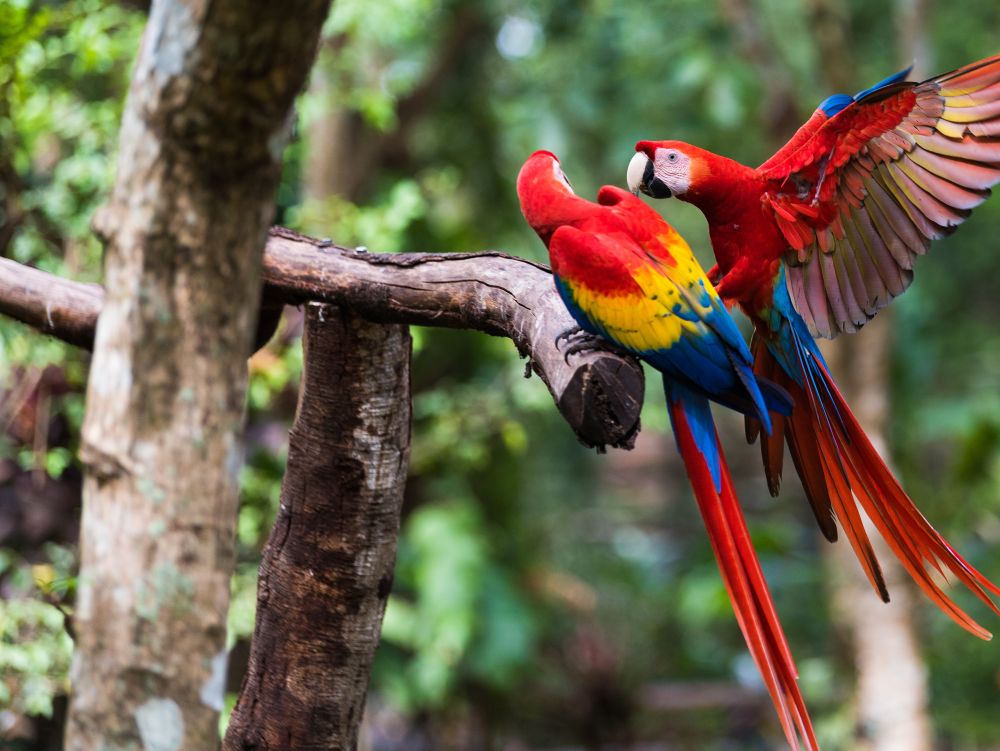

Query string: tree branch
[0,259,102,349]
[0,227,644,449]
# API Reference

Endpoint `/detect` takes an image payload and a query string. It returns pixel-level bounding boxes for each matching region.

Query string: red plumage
[636,52,1000,334]
[748,340,1000,635]
[631,51,1000,639]
[671,402,818,751]
[518,150,819,749]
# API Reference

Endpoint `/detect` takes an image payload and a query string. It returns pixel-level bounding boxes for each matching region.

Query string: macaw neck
[681,154,761,226]
[526,188,592,243]
[678,155,774,283]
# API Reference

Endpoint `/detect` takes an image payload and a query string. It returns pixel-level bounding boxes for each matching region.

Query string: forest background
[2,0,999,748]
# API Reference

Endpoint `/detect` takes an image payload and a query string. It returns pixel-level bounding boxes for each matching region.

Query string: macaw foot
[561,333,621,364]
[554,324,585,346]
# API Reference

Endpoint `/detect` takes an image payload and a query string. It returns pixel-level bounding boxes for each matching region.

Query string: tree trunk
[816,3,932,748]
[823,315,932,751]
[224,304,411,750]
[66,1,331,748]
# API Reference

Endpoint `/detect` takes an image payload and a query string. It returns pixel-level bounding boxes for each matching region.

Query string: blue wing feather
[665,379,722,491]
[818,65,914,117]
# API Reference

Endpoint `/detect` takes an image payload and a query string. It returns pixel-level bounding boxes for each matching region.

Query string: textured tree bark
[0,232,644,450]
[224,304,410,751]
[261,230,643,450]
[65,1,331,749]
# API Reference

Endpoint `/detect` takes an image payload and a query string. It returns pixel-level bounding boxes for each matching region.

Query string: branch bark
[0,260,102,349]
[0,229,644,449]
[224,304,410,750]
[64,0,331,748]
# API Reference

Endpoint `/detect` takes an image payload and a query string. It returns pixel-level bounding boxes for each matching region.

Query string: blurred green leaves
[0,544,75,718]
[0,597,72,717]
[379,496,540,710]
[1,0,141,271]
[312,0,445,131]
[382,500,492,707]
[290,179,427,252]
[1,1,141,726]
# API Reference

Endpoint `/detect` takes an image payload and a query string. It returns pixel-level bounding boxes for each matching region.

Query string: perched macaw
[627,53,1000,636]
[517,150,818,750]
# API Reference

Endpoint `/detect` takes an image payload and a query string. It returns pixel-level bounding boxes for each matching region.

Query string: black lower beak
[640,159,671,199]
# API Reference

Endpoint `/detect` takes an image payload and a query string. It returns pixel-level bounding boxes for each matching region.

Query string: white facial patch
[654,148,692,196]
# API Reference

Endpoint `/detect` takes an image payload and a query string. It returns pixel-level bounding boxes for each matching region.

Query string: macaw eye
[667,152,678,162]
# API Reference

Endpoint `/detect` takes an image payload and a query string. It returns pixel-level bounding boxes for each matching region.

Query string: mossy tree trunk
[66,1,331,748]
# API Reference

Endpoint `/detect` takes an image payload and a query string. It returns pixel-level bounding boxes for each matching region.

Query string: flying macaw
[626,53,1000,636]
[517,150,818,750]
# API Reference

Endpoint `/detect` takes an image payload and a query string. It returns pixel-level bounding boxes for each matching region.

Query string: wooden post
[225,304,411,750]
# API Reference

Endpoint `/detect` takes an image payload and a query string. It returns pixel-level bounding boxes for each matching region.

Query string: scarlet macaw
[626,53,1000,636]
[517,150,818,750]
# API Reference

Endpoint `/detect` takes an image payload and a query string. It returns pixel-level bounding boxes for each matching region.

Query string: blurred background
[2,0,1000,748]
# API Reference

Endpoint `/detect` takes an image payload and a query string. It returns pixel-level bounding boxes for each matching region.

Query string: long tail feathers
[748,336,1000,639]
[669,391,819,751]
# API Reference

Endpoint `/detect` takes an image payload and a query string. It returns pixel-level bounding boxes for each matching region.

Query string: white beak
[626,152,650,195]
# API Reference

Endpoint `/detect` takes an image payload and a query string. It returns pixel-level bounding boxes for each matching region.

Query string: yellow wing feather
[551,226,720,355]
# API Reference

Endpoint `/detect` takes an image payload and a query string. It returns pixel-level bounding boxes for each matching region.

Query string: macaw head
[516,150,577,240]
[627,140,708,201]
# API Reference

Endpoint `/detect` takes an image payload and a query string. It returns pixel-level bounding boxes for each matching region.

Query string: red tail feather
[751,345,1000,639]
[671,400,819,751]
[749,337,838,542]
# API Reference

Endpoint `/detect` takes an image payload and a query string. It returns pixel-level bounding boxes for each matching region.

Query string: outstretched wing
[759,53,1000,337]
[761,65,914,174]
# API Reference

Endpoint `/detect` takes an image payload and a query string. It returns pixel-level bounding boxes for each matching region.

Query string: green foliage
[0,0,140,724]
[370,343,557,712]
[0,597,72,717]
[0,547,74,718]
[381,500,496,708]
[290,179,428,252]
[316,0,445,130]
[1,0,141,272]
[0,0,140,477]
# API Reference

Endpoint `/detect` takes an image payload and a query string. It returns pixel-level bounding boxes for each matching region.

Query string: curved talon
[554,324,584,346]
[562,334,621,363]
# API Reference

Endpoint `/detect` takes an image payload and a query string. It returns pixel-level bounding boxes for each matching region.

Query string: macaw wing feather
[759,53,1000,337]
[599,189,756,363]
[549,223,735,371]
[760,66,915,176]
[549,223,775,427]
